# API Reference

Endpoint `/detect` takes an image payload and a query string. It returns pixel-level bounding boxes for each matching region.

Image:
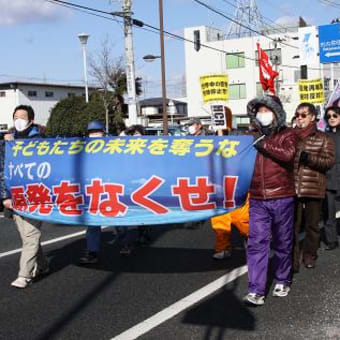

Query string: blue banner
[4,136,256,226]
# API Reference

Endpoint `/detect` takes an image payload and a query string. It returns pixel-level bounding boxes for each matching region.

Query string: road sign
[319,23,340,64]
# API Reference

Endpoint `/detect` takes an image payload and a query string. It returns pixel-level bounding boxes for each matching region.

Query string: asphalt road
[0,216,340,340]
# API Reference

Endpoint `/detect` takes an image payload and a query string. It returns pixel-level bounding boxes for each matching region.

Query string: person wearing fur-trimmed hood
[244,94,299,306]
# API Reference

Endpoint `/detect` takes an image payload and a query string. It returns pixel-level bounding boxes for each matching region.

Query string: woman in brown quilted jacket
[293,103,335,271]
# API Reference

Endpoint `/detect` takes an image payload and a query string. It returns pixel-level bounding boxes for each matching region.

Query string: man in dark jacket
[1,105,49,288]
[244,95,298,306]
[324,106,340,250]
[293,103,335,271]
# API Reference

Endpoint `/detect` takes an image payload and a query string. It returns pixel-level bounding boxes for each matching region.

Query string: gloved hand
[252,132,265,149]
[299,151,309,164]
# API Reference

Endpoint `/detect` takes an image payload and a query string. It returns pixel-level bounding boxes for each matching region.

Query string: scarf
[295,121,316,139]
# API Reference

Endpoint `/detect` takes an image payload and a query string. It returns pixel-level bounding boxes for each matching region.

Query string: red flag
[257,42,279,95]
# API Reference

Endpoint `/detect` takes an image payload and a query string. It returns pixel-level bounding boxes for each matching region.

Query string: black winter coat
[326,127,340,191]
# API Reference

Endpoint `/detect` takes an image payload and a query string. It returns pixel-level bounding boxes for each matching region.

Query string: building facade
[184,24,340,128]
[0,81,97,131]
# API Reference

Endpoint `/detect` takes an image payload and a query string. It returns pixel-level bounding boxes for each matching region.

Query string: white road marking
[111,265,248,340]
[0,230,86,259]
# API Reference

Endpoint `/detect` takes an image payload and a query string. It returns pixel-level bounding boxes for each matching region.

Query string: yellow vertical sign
[200,74,229,103]
[298,79,325,104]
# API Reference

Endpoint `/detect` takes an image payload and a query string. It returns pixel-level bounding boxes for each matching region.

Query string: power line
[47,0,334,73]
[192,0,299,49]
[220,0,290,33]
[46,0,123,25]
[46,0,161,36]
[319,0,340,8]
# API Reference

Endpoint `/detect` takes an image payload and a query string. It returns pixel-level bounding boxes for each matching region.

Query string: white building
[0,81,97,131]
[184,24,340,128]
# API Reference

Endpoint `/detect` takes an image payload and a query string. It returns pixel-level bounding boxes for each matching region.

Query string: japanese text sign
[298,78,325,104]
[4,136,256,226]
[200,74,229,103]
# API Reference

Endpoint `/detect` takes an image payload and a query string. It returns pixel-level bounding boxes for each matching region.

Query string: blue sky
[0,0,337,98]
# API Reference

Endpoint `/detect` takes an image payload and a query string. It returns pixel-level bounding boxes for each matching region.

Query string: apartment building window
[226,52,245,69]
[229,83,246,100]
[45,91,54,98]
[255,48,281,66]
[28,90,37,97]
[256,82,264,97]
[0,91,6,97]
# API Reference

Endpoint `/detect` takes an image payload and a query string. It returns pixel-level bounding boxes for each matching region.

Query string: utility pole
[273,38,282,96]
[159,0,168,135]
[122,0,137,125]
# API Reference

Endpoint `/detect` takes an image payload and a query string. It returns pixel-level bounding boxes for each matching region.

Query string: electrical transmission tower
[226,0,263,38]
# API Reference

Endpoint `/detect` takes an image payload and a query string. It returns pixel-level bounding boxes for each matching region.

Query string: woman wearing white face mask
[244,95,299,306]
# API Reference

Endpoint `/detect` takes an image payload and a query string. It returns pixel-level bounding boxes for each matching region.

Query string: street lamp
[78,33,90,103]
[143,54,161,62]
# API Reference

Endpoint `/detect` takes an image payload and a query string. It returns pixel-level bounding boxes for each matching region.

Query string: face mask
[256,112,273,127]
[188,125,196,135]
[14,118,29,132]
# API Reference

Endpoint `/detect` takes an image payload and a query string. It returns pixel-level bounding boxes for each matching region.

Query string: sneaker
[119,246,131,256]
[212,250,232,260]
[243,292,265,306]
[272,283,290,297]
[11,277,32,289]
[79,252,99,265]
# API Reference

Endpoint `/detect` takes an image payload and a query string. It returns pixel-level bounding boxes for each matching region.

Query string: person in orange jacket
[211,196,249,259]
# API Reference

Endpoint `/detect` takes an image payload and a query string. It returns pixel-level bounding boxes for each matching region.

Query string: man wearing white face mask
[187,118,205,136]
[1,105,49,289]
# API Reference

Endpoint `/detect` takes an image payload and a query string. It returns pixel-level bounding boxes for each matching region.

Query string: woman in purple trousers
[244,94,298,306]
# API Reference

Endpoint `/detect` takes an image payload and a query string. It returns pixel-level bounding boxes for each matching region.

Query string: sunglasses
[326,113,339,119]
[295,112,310,118]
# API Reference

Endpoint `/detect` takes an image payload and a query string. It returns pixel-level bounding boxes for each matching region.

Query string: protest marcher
[79,120,106,265]
[210,195,249,260]
[323,106,340,250]
[244,95,298,306]
[187,118,204,136]
[293,103,335,271]
[119,125,152,255]
[1,105,49,288]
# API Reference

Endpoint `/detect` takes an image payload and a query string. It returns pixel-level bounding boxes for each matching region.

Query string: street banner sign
[200,74,229,103]
[319,23,340,64]
[298,78,325,104]
[4,136,256,226]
